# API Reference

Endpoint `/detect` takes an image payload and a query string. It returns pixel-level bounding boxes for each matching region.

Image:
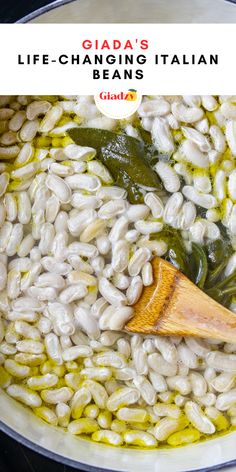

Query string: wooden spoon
[125,257,236,343]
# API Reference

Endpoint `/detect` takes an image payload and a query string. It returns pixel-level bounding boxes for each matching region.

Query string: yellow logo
[126,89,137,101]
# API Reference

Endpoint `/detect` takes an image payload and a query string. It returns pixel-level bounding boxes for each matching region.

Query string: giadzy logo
[95,89,141,119]
[99,89,138,101]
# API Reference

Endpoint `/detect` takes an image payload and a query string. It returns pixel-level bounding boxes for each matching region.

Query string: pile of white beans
[1,95,236,449]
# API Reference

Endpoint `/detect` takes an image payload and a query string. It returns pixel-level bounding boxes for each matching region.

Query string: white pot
[18,0,236,23]
[1,387,236,471]
[1,2,236,470]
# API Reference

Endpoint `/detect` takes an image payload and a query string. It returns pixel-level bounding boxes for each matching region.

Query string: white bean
[190,373,207,397]
[144,193,164,218]
[6,223,23,257]
[98,200,127,219]
[66,174,101,192]
[154,337,178,364]
[182,186,217,209]
[19,120,39,142]
[126,276,143,305]
[4,193,17,222]
[126,204,149,222]
[7,384,42,407]
[228,169,236,201]
[59,284,88,304]
[39,105,63,132]
[177,343,198,369]
[207,351,236,373]
[83,379,108,409]
[210,373,235,393]
[138,98,170,117]
[155,162,180,193]
[0,222,13,252]
[210,125,226,153]
[181,140,209,168]
[71,193,101,210]
[41,387,73,404]
[99,277,127,306]
[215,389,236,411]
[67,209,97,237]
[148,353,177,376]
[181,126,211,152]
[185,401,215,434]
[149,371,167,392]
[214,170,226,202]
[201,95,218,111]
[107,387,140,411]
[9,111,26,131]
[62,345,93,362]
[97,186,126,200]
[54,211,68,233]
[220,101,236,119]
[39,222,55,255]
[163,192,183,225]
[64,144,96,161]
[45,333,62,365]
[133,375,156,405]
[167,375,191,395]
[193,175,211,194]
[225,120,236,156]
[172,102,203,123]
[0,261,7,290]
[135,220,163,235]
[41,257,71,275]
[141,262,153,286]
[45,195,60,223]
[74,306,100,339]
[128,248,151,277]
[46,174,71,203]
[7,270,21,299]
[151,117,175,154]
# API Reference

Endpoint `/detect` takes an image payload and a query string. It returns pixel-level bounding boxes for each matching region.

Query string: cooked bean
[185,401,215,434]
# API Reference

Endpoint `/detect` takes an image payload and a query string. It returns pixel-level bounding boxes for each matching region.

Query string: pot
[1,2,236,471]
[1,387,236,472]
[18,0,236,23]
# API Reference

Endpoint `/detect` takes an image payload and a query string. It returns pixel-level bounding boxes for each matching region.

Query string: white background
[0,24,235,94]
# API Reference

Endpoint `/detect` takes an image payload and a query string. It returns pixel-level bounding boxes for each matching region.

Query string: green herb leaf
[205,239,232,269]
[191,243,208,289]
[116,170,144,204]
[67,128,162,203]
[151,228,191,278]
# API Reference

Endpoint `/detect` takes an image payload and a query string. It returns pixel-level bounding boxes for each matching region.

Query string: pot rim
[16,0,236,24]
[17,0,77,23]
[1,419,236,472]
